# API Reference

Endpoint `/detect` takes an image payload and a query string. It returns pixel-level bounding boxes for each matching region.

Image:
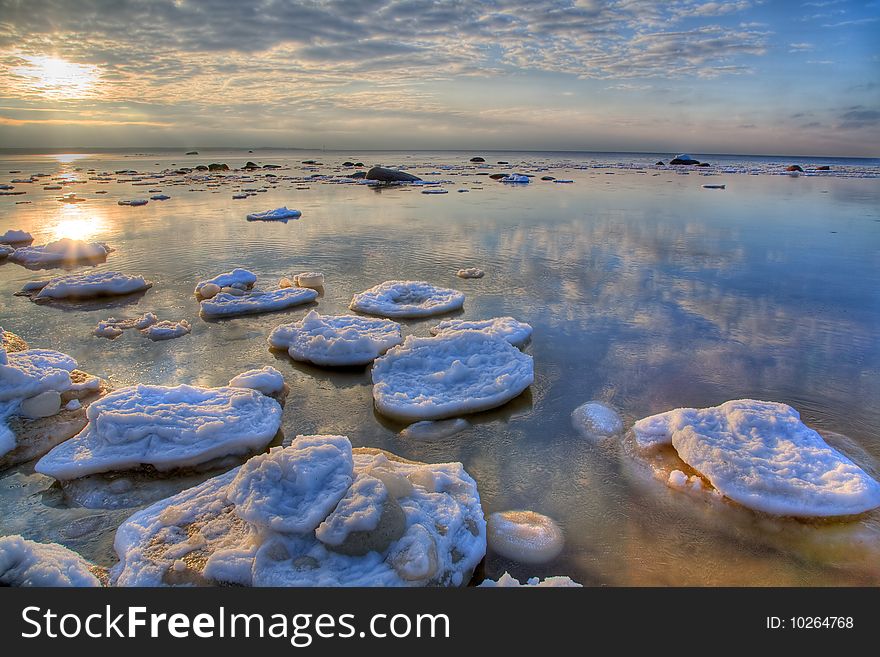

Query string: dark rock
[489,173,507,180]
[816,165,830,171]
[655,161,665,166]
[786,165,804,172]
[208,163,229,171]
[354,162,364,167]
[342,161,355,167]
[243,161,259,169]
[475,172,489,176]
[263,164,281,169]
[365,167,421,182]
[696,162,710,167]
[347,171,367,179]
[497,161,509,164]
[541,176,555,181]
[670,157,700,165]
[185,151,198,155]
[301,160,317,165]
[195,165,209,171]
[470,157,486,162]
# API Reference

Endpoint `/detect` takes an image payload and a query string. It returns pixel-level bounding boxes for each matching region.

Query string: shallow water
[2,149,879,585]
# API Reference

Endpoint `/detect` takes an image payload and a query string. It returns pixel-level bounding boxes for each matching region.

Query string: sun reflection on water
[50,204,107,241]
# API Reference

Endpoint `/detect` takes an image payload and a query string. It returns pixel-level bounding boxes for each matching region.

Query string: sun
[12,55,100,99]
[51,204,107,241]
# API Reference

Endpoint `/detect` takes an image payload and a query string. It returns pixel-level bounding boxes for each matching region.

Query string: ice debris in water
[632,399,880,517]
[110,435,486,587]
[571,401,624,441]
[246,207,302,221]
[350,280,464,318]
[268,310,403,367]
[0,229,33,244]
[371,332,533,421]
[141,319,191,341]
[8,238,111,267]
[456,267,484,279]
[0,244,14,258]
[486,510,565,564]
[294,272,324,289]
[34,379,284,480]
[0,535,102,587]
[478,571,582,587]
[200,287,318,318]
[194,268,256,297]
[28,271,152,300]
[400,418,470,441]
[227,366,286,395]
[94,312,158,338]
[430,316,532,348]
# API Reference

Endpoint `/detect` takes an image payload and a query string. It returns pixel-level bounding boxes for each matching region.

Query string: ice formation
[0,535,102,587]
[118,199,148,206]
[479,572,582,587]
[29,271,152,300]
[8,239,110,267]
[400,418,471,441]
[350,280,465,318]
[430,317,533,348]
[141,319,192,341]
[94,312,158,338]
[486,510,565,564]
[1,244,16,258]
[456,267,484,279]
[372,332,533,421]
[110,436,486,587]
[571,401,624,441]
[246,207,302,221]
[35,381,283,480]
[500,174,529,183]
[294,272,325,289]
[632,400,880,517]
[268,310,403,367]
[0,229,33,243]
[200,287,318,318]
[194,268,257,297]
[228,366,286,396]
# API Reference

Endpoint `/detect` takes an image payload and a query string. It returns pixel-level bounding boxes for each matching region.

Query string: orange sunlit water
[50,204,107,241]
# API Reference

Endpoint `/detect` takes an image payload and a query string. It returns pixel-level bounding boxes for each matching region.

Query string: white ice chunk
[268,310,402,366]
[636,400,880,517]
[400,418,470,441]
[194,268,257,296]
[140,319,191,341]
[486,510,564,564]
[294,272,324,289]
[35,383,283,479]
[456,267,484,279]
[228,436,354,533]
[0,244,14,258]
[246,207,302,221]
[227,366,285,395]
[500,174,529,183]
[0,229,33,244]
[430,316,532,348]
[316,474,387,546]
[0,349,76,402]
[200,287,317,318]
[33,271,151,300]
[571,401,624,441]
[479,571,582,587]
[94,312,158,338]
[8,239,110,267]
[371,332,533,421]
[0,535,101,587]
[350,280,464,318]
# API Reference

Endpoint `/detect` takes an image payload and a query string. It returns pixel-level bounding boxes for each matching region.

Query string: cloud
[788,42,814,51]
[837,107,880,129]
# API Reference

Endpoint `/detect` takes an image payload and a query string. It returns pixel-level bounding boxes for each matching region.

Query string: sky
[0,0,877,156]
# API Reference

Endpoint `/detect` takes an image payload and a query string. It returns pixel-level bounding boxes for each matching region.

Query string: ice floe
[7,238,110,268]
[293,272,325,289]
[571,401,624,441]
[479,572,581,587]
[486,510,564,564]
[350,280,464,318]
[0,229,33,244]
[371,332,534,421]
[228,366,286,396]
[246,207,301,221]
[1,244,15,258]
[194,268,256,297]
[118,199,148,206]
[500,174,529,183]
[27,271,152,301]
[0,535,102,587]
[94,312,158,338]
[200,286,318,318]
[34,380,284,480]
[430,316,532,348]
[456,267,484,279]
[400,418,470,441]
[141,319,191,341]
[632,400,880,517]
[110,436,486,586]
[268,310,403,367]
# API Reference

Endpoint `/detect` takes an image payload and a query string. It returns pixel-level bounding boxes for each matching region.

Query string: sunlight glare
[12,55,100,98]
[51,204,106,241]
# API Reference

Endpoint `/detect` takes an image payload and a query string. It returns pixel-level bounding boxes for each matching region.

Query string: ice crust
[430,317,532,347]
[350,280,464,318]
[0,535,101,587]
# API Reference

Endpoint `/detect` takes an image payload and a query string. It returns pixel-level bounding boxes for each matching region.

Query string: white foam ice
[500,174,529,183]
[571,401,624,441]
[0,244,15,258]
[456,267,484,279]
[371,332,534,421]
[8,239,110,267]
[350,280,464,318]
[268,310,403,366]
[400,418,470,441]
[632,399,880,517]
[32,271,152,300]
[94,312,158,338]
[200,287,318,317]
[194,268,257,296]
[246,207,302,221]
[0,535,101,587]
[478,571,581,587]
[227,366,286,395]
[34,381,283,480]
[0,229,33,244]
[486,510,565,564]
[140,319,191,341]
[430,316,532,348]
[110,436,486,587]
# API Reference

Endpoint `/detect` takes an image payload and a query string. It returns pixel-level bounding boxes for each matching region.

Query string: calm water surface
[1,150,879,585]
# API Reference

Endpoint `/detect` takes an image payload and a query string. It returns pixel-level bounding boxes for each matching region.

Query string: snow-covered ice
[632,400,880,517]
[571,401,624,441]
[200,287,318,318]
[479,571,582,587]
[8,239,111,268]
[110,436,486,587]
[246,207,302,221]
[430,316,532,348]
[141,319,191,341]
[34,381,283,480]
[31,271,152,300]
[350,280,465,318]
[0,535,101,587]
[500,174,529,183]
[268,310,403,367]
[228,366,286,396]
[0,229,33,244]
[400,418,470,441]
[0,244,15,258]
[94,312,158,338]
[486,510,564,564]
[456,267,484,279]
[371,332,534,421]
[294,272,325,289]
[194,268,256,297]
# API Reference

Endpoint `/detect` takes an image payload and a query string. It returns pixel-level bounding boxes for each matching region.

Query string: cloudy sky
[0,0,877,155]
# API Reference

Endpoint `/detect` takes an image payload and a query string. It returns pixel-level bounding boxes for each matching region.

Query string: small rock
[786,165,804,172]
[220,286,245,296]
[278,277,294,288]
[469,157,486,163]
[199,283,221,299]
[365,167,421,183]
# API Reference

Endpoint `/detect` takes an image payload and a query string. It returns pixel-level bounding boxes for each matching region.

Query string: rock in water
[365,167,422,183]
[470,157,486,163]
[19,391,62,419]
[669,154,700,165]
[632,399,880,517]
